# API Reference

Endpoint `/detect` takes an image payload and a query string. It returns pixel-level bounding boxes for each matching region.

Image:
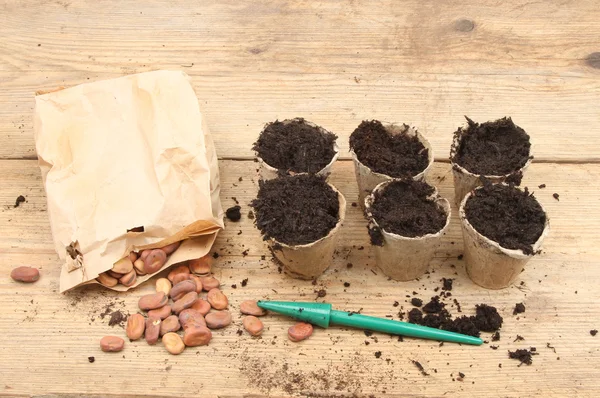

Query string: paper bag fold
[34,70,224,293]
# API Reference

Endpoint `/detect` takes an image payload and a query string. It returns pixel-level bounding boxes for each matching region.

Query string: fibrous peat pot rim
[459,184,550,259]
[255,118,340,179]
[268,183,346,250]
[449,117,533,179]
[350,122,435,179]
[365,180,451,241]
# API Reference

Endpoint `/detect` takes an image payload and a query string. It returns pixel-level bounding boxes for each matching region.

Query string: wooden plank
[1,0,600,160]
[1,160,596,257]
[1,159,599,397]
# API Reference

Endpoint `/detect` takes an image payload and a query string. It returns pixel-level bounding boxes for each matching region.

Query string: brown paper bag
[33,70,224,293]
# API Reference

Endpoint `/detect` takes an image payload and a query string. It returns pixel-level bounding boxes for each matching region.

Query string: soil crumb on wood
[367,180,447,240]
[14,195,26,208]
[508,348,537,365]
[408,302,502,337]
[349,120,429,178]
[513,303,526,315]
[108,310,127,327]
[553,193,560,201]
[251,174,339,245]
[591,330,598,336]
[411,360,429,376]
[411,298,423,307]
[464,182,546,254]
[226,206,242,221]
[253,118,337,174]
[451,116,531,176]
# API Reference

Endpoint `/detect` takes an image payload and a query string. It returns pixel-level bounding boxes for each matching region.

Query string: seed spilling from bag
[190,299,211,316]
[288,322,313,342]
[243,316,264,336]
[200,276,220,291]
[168,264,190,283]
[138,292,168,311]
[183,325,212,347]
[100,336,125,352]
[133,259,147,276]
[170,280,197,301]
[170,279,196,300]
[160,315,181,336]
[145,317,161,345]
[160,241,181,255]
[155,278,172,296]
[189,255,213,275]
[188,275,203,293]
[205,311,232,329]
[147,305,172,320]
[179,309,206,329]
[207,288,228,310]
[240,300,267,316]
[97,272,118,287]
[119,269,137,287]
[10,266,40,283]
[162,332,185,355]
[172,292,198,314]
[144,249,167,274]
[126,314,146,340]
[112,257,134,274]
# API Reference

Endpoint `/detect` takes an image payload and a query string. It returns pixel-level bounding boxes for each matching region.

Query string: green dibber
[257,300,483,346]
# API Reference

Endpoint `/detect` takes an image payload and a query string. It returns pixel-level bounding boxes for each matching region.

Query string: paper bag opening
[34,70,224,293]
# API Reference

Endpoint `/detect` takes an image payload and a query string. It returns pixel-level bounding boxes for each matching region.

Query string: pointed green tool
[257,301,482,346]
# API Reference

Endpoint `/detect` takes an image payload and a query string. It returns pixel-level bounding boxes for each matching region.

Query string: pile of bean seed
[96,241,182,288]
[99,250,313,354]
[101,253,239,354]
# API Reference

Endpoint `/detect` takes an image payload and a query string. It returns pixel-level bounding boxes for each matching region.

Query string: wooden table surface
[1,1,600,397]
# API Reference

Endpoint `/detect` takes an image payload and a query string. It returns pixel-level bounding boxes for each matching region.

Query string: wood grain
[1,0,600,396]
[1,159,599,397]
[1,0,600,160]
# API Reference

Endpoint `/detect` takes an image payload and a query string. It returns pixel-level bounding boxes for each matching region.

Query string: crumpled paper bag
[33,70,224,293]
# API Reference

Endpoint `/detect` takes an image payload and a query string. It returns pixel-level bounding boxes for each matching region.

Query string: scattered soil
[591,330,598,336]
[553,193,560,201]
[473,304,503,332]
[451,116,531,176]
[508,348,537,365]
[108,310,127,327]
[14,195,26,208]
[492,332,501,341]
[513,303,526,315]
[253,118,337,174]
[408,301,502,338]
[464,182,546,255]
[411,360,429,376]
[442,278,453,291]
[411,298,423,307]
[251,174,339,245]
[226,206,242,221]
[368,180,447,240]
[422,296,445,313]
[538,184,546,189]
[88,356,95,363]
[349,120,429,178]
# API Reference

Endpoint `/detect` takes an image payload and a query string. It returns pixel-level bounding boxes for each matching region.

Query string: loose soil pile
[408,297,503,338]
[368,180,447,241]
[451,117,531,176]
[253,118,337,174]
[349,120,429,177]
[464,182,546,254]
[251,174,340,246]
